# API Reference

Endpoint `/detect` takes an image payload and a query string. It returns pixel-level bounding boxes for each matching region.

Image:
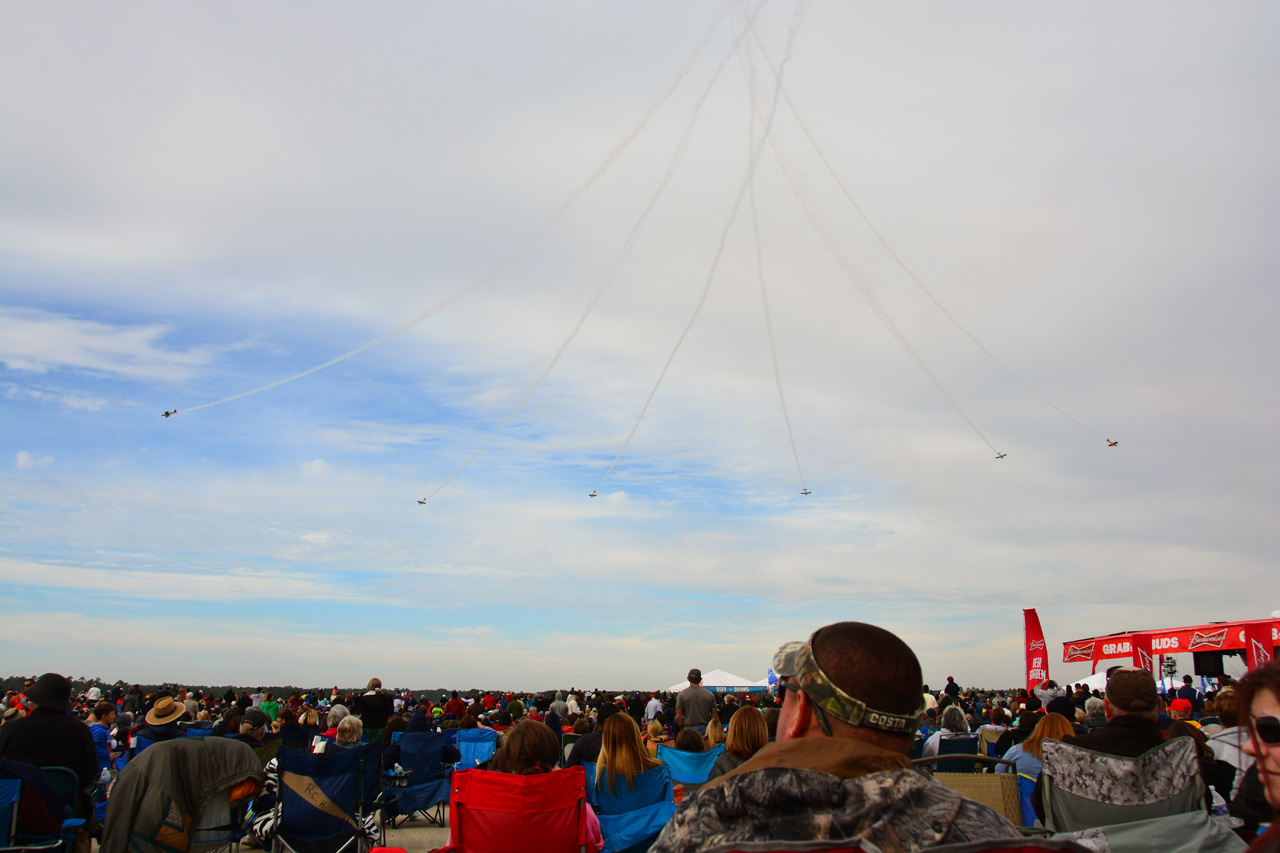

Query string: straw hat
[146,696,185,725]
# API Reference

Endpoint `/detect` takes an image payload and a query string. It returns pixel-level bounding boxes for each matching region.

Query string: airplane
[800,489,811,495]
[162,410,177,418]
[1107,439,1119,446]
[995,453,1007,459]
[417,499,427,505]
[588,491,597,498]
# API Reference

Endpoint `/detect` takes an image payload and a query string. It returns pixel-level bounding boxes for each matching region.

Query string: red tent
[1062,617,1277,673]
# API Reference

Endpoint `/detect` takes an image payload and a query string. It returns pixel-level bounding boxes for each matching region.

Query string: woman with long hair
[642,719,670,758]
[595,713,662,795]
[489,719,561,775]
[998,712,1074,777]
[709,706,767,780]
[704,718,726,751]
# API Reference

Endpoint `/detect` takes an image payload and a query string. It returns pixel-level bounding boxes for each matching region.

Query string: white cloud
[15,451,52,469]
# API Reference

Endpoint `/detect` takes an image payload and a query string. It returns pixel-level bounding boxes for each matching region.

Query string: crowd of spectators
[3,636,1279,853]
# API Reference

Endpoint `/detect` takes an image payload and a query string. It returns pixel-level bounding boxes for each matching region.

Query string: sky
[2,1,1278,692]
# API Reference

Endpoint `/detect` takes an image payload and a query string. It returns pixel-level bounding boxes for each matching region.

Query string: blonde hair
[366,678,382,692]
[645,719,665,740]
[704,717,725,749]
[336,715,363,745]
[1022,712,1074,761]
[595,713,661,794]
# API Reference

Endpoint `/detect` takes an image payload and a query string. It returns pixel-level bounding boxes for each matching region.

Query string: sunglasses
[1255,715,1280,746]
[776,678,834,738]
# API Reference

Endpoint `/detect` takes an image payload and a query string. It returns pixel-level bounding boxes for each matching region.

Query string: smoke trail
[768,127,1001,454]
[594,0,812,494]
[739,17,807,491]
[749,29,1102,441]
[418,1,768,504]
[168,0,740,418]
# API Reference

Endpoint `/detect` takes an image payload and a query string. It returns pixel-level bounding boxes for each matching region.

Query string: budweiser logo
[1137,649,1154,671]
[1253,639,1273,666]
[1188,628,1228,650]
[1065,642,1094,662]
[1029,640,1046,651]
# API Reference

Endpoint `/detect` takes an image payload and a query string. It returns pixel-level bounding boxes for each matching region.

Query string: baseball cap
[687,669,701,682]
[773,638,921,736]
[1169,698,1193,714]
[242,709,270,729]
[1105,667,1159,713]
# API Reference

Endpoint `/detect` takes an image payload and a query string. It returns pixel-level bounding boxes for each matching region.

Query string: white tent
[668,668,766,694]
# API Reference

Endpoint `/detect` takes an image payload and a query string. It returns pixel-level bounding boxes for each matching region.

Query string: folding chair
[561,733,584,766]
[190,775,261,853]
[272,743,366,853]
[699,841,1091,853]
[347,741,387,846]
[388,732,450,828]
[0,772,81,853]
[435,766,591,853]
[455,729,498,770]
[590,763,677,853]
[1038,737,1204,833]
[933,735,981,773]
[911,756,1021,826]
[655,744,724,793]
[1016,774,1038,828]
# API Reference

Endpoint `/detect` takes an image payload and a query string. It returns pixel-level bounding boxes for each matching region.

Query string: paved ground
[380,808,452,852]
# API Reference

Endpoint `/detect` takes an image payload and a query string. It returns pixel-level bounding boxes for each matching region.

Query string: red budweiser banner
[1025,609,1049,693]
[1062,618,1279,668]
[1245,622,1275,670]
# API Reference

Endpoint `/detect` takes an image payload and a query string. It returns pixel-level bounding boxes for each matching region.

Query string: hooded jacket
[650,736,1019,853]
[102,737,263,853]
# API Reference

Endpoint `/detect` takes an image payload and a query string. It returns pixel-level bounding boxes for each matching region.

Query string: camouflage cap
[772,636,922,736]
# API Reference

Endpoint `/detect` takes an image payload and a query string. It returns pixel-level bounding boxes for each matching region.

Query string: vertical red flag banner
[1244,622,1275,670]
[1130,632,1156,673]
[1024,609,1049,693]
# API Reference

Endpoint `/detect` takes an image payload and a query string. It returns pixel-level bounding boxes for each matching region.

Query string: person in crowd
[550,691,570,719]
[672,728,706,753]
[643,718,672,758]
[566,704,617,767]
[997,712,1073,778]
[443,691,467,719]
[351,678,394,742]
[136,696,185,742]
[1084,697,1108,730]
[717,693,738,726]
[594,713,664,796]
[233,709,270,749]
[1236,661,1280,853]
[1208,687,1255,800]
[259,692,280,722]
[944,676,961,701]
[704,717,726,750]
[87,702,118,778]
[1169,697,1198,727]
[1031,667,1167,822]
[762,707,780,740]
[650,623,1018,853]
[335,714,363,746]
[1177,674,1201,711]
[322,704,349,739]
[708,706,768,780]
[922,705,972,757]
[1165,720,1235,805]
[0,673,97,793]
[676,669,716,735]
[644,692,664,724]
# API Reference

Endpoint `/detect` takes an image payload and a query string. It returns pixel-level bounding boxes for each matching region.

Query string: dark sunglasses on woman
[1254,715,1280,745]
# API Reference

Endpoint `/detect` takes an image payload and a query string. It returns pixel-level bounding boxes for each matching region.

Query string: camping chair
[345,741,387,847]
[699,840,1092,853]
[272,742,366,853]
[933,735,981,773]
[590,763,677,853]
[190,774,262,853]
[1038,737,1205,833]
[0,772,82,853]
[911,756,1021,827]
[388,732,450,828]
[561,733,584,766]
[655,744,724,793]
[908,738,926,761]
[455,729,498,770]
[435,766,591,853]
[1016,774,1038,828]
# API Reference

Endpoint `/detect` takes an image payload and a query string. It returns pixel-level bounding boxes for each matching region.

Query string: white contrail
[595,0,812,493]
[168,0,741,418]
[417,0,769,504]
[739,16,807,492]
[750,27,1102,442]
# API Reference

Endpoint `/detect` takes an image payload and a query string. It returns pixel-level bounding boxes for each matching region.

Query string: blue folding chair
[0,766,82,853]
[388,732,450,827]
[456,729,499,770]
[271,744,364,853]
[656,744,724,789]
[591,763,677,853]
[442,729,460,751]
[935,735,981,773]
[1017,773,1038,828]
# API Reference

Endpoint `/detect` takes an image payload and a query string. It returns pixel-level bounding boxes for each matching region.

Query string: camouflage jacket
[650,737,1019,853]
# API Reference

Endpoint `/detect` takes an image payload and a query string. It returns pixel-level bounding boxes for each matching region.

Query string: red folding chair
[432,766,591,853]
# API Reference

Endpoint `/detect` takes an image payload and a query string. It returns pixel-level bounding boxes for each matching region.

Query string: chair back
[399,732,445,780]
[1017,773,1038,828]
[1039,737,1204,832]
[447,766,589,853]
[655,744,724,785]
[590,763,677,853]
[699,841,1092,853]
[38,766,79,816]
[443,729,460,750]
[457,729,499,770]
[935,735,980,773]
[561,733,583,765]
[908,738,926,761]
[911,756,1020,825]
[275,744,364,849]
[0,778,20,845]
